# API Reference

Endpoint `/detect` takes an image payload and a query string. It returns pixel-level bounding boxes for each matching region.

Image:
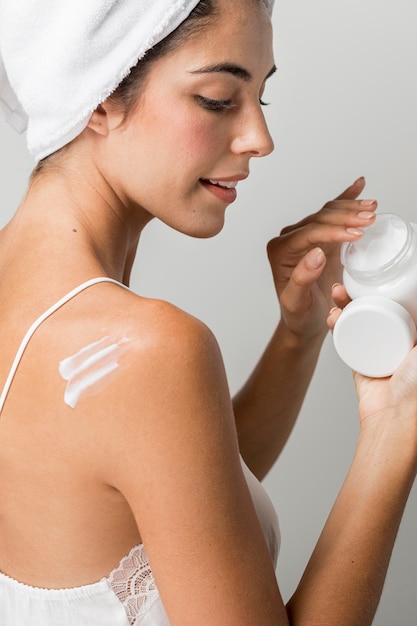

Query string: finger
[327,306,343,332]
[279,248,326,313]
[333,176,366,201]
[280,200,377,237]
[270,221,366,261]
[331,283,351,308]
[279,177,373,237]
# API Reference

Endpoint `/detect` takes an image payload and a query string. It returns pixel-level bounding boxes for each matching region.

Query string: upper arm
[103,304,287,626]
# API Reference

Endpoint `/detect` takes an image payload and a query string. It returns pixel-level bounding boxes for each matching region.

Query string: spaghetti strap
[0,277,128,415]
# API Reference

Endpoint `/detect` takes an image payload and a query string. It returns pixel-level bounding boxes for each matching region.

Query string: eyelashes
[195,96,235,111]
[195,95,270,111]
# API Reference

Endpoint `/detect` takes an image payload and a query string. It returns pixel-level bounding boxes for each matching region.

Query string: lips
[200,178,238,203]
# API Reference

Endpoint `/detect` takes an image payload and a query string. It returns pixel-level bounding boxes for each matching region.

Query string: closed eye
[195,96,236,111]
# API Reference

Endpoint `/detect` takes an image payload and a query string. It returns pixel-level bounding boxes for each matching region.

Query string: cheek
[187,124,223,157]
[154,106,226,161]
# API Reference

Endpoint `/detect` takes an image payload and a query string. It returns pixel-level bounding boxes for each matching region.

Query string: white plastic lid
[333,295,416,377]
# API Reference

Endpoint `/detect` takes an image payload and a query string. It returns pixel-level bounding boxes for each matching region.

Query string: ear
[87,102,123,137]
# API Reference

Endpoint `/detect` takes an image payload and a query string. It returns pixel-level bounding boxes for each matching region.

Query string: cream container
[333,213,417,377]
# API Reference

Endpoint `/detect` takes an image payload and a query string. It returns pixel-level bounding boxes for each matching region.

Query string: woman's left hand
[267,177,377,339]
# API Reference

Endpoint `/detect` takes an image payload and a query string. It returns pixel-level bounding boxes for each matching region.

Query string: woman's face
[102,0,275,238]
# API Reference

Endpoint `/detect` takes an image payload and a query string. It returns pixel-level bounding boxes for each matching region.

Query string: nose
[230,106,274,158]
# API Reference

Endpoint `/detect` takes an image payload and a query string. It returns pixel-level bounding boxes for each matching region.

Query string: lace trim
[107,544,159,625]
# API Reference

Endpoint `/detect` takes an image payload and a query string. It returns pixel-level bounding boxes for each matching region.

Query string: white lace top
[0,457,279,626]
[0,279,280,626]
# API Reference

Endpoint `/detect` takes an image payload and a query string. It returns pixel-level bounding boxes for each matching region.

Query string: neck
[4,159,154,286]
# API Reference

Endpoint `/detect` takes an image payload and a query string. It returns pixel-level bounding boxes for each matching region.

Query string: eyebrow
[189,63,277,82]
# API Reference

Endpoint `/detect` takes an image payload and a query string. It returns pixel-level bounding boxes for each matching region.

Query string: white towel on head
[0,0,201,161]
[0,0,275,162]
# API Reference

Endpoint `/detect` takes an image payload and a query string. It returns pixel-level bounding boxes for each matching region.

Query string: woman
[0,0,415,624]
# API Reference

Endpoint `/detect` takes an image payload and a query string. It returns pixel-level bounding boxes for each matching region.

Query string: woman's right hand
[328,283,417,441]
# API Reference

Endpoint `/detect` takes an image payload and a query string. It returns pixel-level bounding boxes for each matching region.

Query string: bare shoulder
[106,289,231,434]
[103,286,223,380]
[41,281,223,426]
[76,283,235,464]
[60,280,219,367]
[67,284,232,452]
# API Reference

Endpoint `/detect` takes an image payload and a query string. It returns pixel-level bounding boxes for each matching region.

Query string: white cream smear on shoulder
[59,335,130,408]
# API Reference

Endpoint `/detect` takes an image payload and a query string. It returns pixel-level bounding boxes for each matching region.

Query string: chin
[161,213,226,239]
[183,218,226,239]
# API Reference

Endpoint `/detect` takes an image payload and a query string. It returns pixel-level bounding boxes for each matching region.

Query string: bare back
[0,278,147,588]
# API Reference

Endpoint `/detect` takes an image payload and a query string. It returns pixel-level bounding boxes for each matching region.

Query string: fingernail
[358,211,376,220]
[354,176,365,184]
[329,306,339,315]
[306,247,325,269]
[331,283,341,290]
[346,227,364,236]
[360,199,377,207]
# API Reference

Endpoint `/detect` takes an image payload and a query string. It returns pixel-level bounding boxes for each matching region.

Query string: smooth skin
[0,0,416,624]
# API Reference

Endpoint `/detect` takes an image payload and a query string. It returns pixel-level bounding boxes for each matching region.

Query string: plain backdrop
[0,0,416,623]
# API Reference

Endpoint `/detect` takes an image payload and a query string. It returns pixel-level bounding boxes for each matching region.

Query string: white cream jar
[333,213,417,377]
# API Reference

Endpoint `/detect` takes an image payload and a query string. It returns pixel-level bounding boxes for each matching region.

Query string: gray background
[0,0,416,623]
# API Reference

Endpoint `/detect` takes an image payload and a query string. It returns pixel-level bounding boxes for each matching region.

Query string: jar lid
[333,295,415,377]
[341,213,414,283]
